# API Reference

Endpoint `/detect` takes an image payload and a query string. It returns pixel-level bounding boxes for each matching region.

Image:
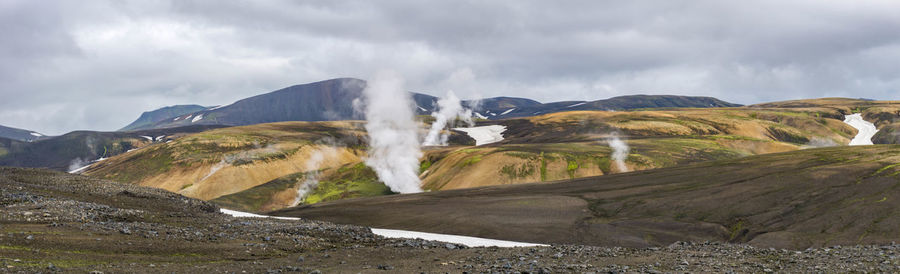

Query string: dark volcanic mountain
[478,95,742,119]
[120,104,207,131]
[127,78,382,130]
[122,78,740,130]
[0,125,226,171]
[0,124,47,142]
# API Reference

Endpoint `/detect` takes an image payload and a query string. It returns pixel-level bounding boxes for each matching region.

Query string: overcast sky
[3,0,900,135]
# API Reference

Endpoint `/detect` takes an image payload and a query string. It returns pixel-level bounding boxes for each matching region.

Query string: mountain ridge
[121,78,742,131]
[120,104,208,131]
[0,124,47,142]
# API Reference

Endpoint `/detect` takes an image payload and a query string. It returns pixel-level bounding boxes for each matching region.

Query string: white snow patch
[208,104,229,110]
[68,164,93,174]
[489,112,496,116]
[474,112,488,119]
[140,136,153,141]
[29,132,43,137]
[155,135,166,142]
[68,157,107,174]
[192,114,204,123]
[453,125,506,146]
[219,209,301,221]
[844,113,878,145]
[499,108,516,115]
[566,102,587,108]
[371,228,546,248]
[218,209,544,247]
[417,105,427,112]
[173,116,181,121]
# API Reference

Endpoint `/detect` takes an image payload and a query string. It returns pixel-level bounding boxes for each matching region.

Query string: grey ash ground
[2,167,900,273]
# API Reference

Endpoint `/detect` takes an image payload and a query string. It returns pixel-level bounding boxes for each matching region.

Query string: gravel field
[2,167,900,273]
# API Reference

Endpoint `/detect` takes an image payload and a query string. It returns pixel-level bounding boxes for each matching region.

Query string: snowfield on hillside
[844,113,878,145]
[219,208,545,247]
[370,228,546,248]
[453,125,506,146]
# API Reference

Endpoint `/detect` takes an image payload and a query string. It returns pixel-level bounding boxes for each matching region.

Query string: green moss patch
[212,172,305,212]
[303,163,393,205]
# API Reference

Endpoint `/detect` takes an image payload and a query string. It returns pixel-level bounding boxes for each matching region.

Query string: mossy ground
[303,163,393,205]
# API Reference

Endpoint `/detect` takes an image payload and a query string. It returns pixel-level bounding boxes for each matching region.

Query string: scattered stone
[5,167,900,272]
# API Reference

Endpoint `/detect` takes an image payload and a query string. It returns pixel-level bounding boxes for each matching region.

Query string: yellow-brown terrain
[86,98,900,213]
[86,122,368,201]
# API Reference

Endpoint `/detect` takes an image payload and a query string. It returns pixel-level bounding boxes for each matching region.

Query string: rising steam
[68,158,87,173]
[293,145,340,206]
[199,160,226,182]
[607,133,630,173]
[361,71,423,193]
[196,143,281,184]
[423,90,474,146]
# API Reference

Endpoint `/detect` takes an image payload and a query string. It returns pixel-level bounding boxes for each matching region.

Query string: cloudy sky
[3,0,900,135]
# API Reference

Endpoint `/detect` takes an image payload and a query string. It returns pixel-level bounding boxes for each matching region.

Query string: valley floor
[2,167,900,273]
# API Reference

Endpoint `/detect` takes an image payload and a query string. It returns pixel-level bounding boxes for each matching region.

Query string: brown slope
[272,145,900,250]
[85,121,368,200]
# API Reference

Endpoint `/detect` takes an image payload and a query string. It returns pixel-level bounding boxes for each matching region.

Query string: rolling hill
[85,122,372,201]
[86,100,873,213]
[752,98,900,144]
[272,145,900,250]
[0,125,225,171]
[206,106,859,212]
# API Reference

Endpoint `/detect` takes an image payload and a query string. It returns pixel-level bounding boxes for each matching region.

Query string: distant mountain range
[0,124,47,142]
[468,95,740,119]
[120,104,208,131]
[0,77,742,172]
[0,125,225,171]
[120,78,741,131]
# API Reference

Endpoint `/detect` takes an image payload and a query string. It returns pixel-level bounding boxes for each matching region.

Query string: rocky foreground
[2,167,900,273]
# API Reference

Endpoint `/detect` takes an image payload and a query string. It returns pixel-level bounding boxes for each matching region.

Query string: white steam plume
[196,143,281,184]
[293,145,340,206]
[423,90,474,146]
[804,137,838,148]
[362,71,423,193]
[68,158,87,173]
[608,133,630,173]
[199,160,226,182]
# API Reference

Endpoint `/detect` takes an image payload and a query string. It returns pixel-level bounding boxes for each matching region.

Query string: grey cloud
[1,0,900,135]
